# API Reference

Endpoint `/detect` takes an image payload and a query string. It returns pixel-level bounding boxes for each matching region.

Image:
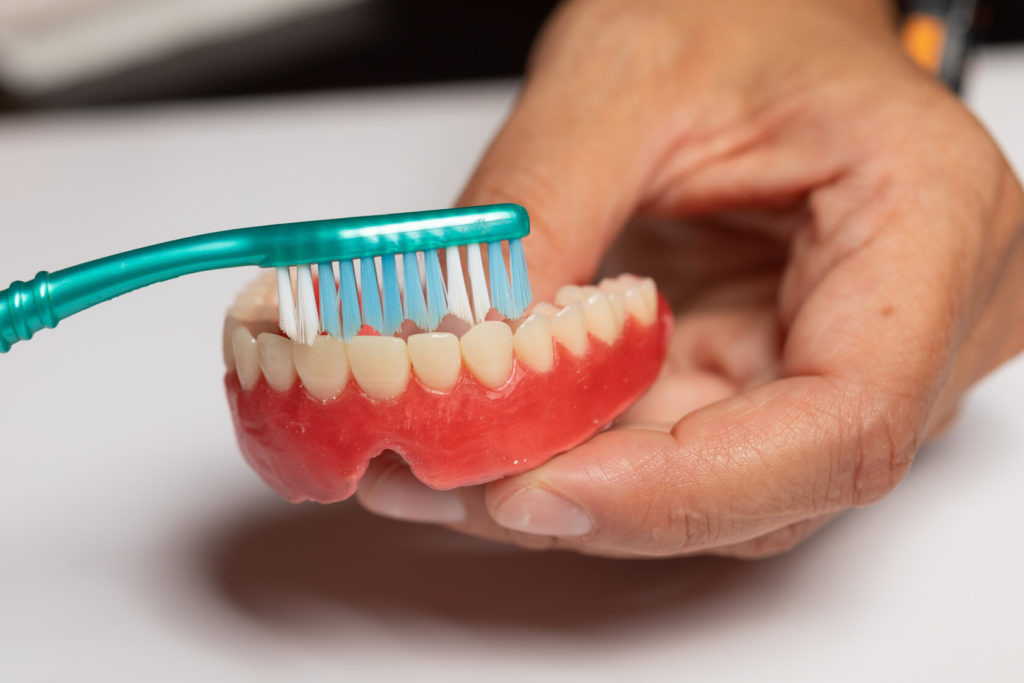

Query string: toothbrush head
[275,205,533,343]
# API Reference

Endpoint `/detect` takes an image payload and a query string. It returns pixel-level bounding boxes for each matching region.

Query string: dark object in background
[0,0,1019,113]
[0,0,557,111]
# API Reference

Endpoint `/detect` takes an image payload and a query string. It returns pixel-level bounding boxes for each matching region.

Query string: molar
[554,284,586,307]
[639,277,658,314]
[293,335,349,401]
[582,290,620,345]
[408,332,462,392]
[551,301,588,357]
[257,333,297,392]
[624,277,658,326]
[460,321,514,390]
[607,291,627,329]
[232,326,260,390]
[529,302,560,318]
[348,335,411,401]
[513,314,554,373]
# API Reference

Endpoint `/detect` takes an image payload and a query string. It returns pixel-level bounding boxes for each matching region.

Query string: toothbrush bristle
[424,249,448,330]
[277,233,529,341]
[487,241,514,319]
[508,238,532,317]
[359,257,384,333]
[317,261,341,338]
[445,246,473,325]
[466,243,491,323]
[380,254,403,335]
[338,259,361,341]
[296,264,320,345]
[402,251,429,330]
[276,267,298,340]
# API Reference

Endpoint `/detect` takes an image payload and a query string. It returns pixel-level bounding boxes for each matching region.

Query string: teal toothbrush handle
[0,204,528,353]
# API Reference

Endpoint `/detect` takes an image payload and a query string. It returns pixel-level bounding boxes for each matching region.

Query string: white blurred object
[0,0,366,96]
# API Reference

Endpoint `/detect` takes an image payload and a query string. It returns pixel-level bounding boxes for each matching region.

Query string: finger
[708,514,837,560]
[455,12,670,300]
[356,453,467,525]
[482,361,928,558]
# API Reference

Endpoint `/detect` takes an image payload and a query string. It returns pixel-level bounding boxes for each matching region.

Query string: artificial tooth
[581,291,620,345]
[624,288,654,325]
[598,276,629,294]
[293,335,349,401]
[551,302,588,357]
[513,314,554,373]
[639,277,658,316]
[224,318,240,369]
[529,302,560,318]
[607,291,627,329]
[460,321,514,390]
[408,332,462,392]
[623,278,658,326]
[554,284,586,307]
[348,335,411,401]
[257,333,297,392]
[232,326,260,390]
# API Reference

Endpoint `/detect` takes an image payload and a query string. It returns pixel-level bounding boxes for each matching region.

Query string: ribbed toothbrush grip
[0,272,59,352]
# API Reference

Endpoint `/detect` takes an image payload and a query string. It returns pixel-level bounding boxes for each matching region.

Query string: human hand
[357,0,1024,558]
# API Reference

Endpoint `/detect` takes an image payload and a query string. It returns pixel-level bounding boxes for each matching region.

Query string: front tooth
[293,335,349,400]
[232,326,260,390]
[551,302,588,357]
[554,284,586,307]
[348,336,411,401]
[513,314,554,373]
[460,321,514,389]
[224,318,240,369]
[408,332,461,392]
[582,291,620,345]
[257,333,297,392]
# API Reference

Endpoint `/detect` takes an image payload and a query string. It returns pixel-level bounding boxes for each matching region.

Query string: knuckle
[845,391,919,506]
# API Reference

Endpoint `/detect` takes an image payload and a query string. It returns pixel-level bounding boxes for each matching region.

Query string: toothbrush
[0,204,532,353]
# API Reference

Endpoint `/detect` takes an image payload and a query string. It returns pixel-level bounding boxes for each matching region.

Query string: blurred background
[0,0,1020,113]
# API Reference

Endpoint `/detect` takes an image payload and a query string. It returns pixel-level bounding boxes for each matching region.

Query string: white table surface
[1,48,1023,682]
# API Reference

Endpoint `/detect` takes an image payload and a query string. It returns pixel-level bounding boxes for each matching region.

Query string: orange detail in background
[902,13,947,74]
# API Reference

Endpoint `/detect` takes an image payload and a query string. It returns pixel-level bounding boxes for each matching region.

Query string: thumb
[456,71,661,301]
[483,377,916,557]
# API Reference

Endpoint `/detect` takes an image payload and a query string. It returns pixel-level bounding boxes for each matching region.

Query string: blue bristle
[402,253,429,330]
[487,241,514,318]
[317,262,341,337]
[359,257,383,334]
[338,259,362,341]
[380,254,403,335]
[423,249,447,330]
[508,238,532,318]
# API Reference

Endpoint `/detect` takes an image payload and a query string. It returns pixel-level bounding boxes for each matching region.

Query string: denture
[224,273,671,503]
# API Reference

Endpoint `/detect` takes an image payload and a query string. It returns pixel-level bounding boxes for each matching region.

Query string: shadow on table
[202,499,773,633]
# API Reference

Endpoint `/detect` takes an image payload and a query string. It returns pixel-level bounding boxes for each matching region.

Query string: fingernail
[361,466,466,523]
[493,487,592,537]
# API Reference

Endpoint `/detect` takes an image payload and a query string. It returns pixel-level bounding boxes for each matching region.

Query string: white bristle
[295,264,320,345]
[465,243,491,323]
[353,257,362,289]
[445,246,473,324]
[395,253,406,297]
[275,266,298,340]
[416,251,427,283]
